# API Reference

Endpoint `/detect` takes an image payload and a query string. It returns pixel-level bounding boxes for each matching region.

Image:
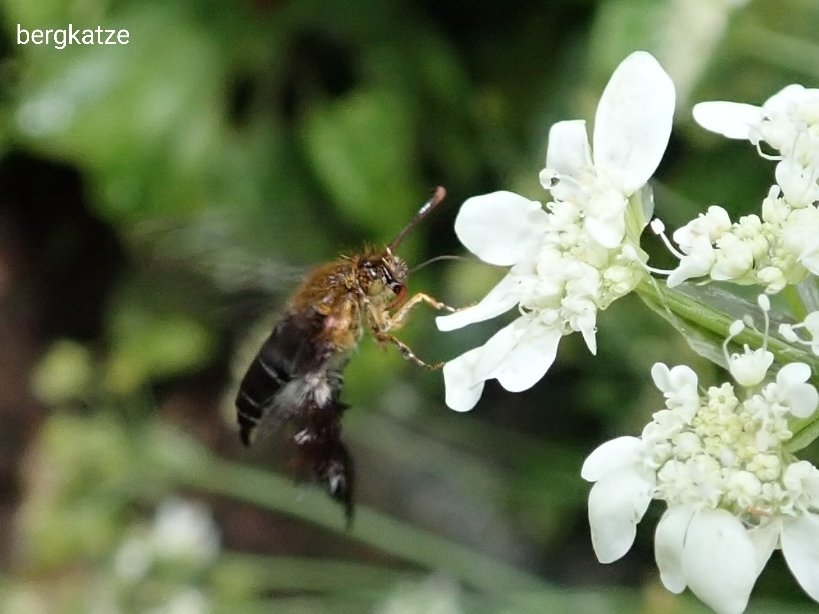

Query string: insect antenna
[409,254,469,275]
[388,186,447,251]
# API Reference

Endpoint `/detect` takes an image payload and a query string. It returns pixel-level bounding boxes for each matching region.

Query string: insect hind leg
[374,331,444,370]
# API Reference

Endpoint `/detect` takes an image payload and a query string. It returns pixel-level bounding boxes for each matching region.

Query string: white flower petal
[781,512,819,601]
[593,51,675,194]
[655,505,695,594]
[777,361,811,386]
[442,317,534,411]
[692,101,762,140]
[454,191,547,266]
[789,462,819,500]
[581,436,644,482]
[746,520,779,577]
[651,363,699,397]
[729,348,773,387]
[584,205,626,249]
[776,362,818,418]
[667,238,716,287]
[490,320,563,392]
[682,509,759,614]
[442,347,487,412]
[776,158,819,206]
[544,119,592,197]
[472,318,527,376]
[763,84,807,116]
[785,386,818,419]
[436,273,520,331]
[650,362,674,389]
[587,469,654,564]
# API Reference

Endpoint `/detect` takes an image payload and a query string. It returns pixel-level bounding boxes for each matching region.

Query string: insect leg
[367,293,450,368]
[372,330,444,370]
[388,292,456,331]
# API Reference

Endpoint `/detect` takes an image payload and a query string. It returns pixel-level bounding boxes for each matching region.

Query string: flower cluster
[439,49,819,613]
[582,306,819,614]
[662,85,819,292]
[114,497,220,581]
[436,51,675,411]
[112,497,220,612]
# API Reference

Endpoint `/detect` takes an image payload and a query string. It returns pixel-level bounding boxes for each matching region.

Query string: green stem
[786,417,819,454]
[635,277,734,341]
[782,284,808,322]
[214,553,419,594]
[635,277,819,368]
[145,426,552,599]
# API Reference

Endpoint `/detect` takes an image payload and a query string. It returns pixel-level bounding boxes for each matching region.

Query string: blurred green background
[1,0,818,612]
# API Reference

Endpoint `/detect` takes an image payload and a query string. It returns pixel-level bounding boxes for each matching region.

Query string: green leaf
[300,88,418,237]
[31,339,95,404]
[106,304,213,394]
[11,4,228,221]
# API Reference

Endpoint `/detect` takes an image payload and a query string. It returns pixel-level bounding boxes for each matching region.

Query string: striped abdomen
[234,309,356,522]
[235,311,327,446]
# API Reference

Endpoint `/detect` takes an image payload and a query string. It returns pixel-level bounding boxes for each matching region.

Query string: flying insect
[235,187,452,522]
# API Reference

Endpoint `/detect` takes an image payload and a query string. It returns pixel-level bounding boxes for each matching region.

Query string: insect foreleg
[366,293,452,369]
[387,292,455,331]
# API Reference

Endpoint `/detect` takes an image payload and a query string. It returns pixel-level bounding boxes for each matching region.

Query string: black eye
[388,280,402,292]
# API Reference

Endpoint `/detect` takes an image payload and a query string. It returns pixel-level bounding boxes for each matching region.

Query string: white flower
[692,84,819,159]
[437,51,675,411]
[660,85,819,292]
[653,505,776,614]
[582,350,819,613]
[779,311,819,356]
[723,320,773,387]
[661,200,814,291]
[581,435,654,563]
[774,362,819,418]
[151,497,220,566]
[781,206,819,274]
[650,362,700,417]
[665,205,730,287]
[695,85,819,212]
[114,532,153,581]
[113,497,220,585]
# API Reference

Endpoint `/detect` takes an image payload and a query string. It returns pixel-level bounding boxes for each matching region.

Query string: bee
[235,186,452,523]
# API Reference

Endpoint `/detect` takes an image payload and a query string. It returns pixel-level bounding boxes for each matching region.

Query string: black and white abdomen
[235,332,290,446]
[235,311,328,445]
[234,309,356,521]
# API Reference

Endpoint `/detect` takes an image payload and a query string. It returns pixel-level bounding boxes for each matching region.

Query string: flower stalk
[635,278,819,370]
